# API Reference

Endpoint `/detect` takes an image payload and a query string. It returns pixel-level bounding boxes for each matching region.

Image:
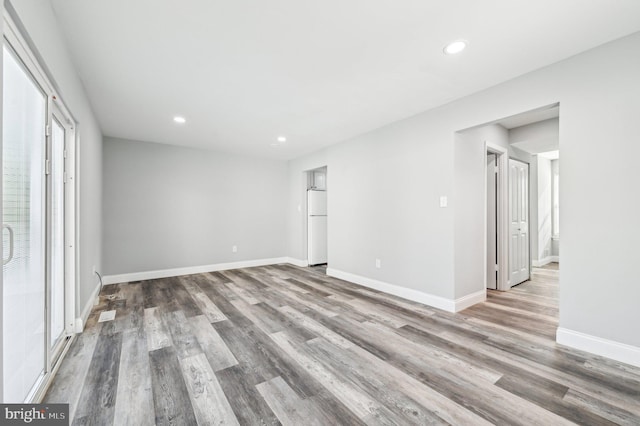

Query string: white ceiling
[50,0,640,160]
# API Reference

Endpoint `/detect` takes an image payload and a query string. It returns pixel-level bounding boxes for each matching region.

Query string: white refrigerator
[307,190,327,265]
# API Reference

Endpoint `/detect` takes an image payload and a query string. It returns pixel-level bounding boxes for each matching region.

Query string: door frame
[3,9,77,403]
[484,142,510,291]
[47,101,77,369]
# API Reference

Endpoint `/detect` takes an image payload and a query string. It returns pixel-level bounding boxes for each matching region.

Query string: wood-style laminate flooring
[44,263,640,425]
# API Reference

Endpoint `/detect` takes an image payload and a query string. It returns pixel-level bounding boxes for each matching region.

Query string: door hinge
[495,165,499,174]
[495,264,499,271]
[45,159,51,175]
[63,172,68,183]
[63,149,68,159]
[45,124,51,137]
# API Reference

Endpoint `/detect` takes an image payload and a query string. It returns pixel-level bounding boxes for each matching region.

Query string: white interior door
[2,44,47,402]
[509,159,530,286]
[486,154,497,290]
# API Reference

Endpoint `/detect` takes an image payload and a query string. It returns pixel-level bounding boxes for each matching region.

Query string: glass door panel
[2,44,47,402]
[50,118,65,351]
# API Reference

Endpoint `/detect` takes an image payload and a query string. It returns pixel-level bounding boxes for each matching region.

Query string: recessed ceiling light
[443,40,467,55]
[173,116,186,124]
[277,136,287,143]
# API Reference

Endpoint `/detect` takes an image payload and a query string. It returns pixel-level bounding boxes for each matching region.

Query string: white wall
[103,138,288,276]
[287,32,640,359]
[5,1,103,320]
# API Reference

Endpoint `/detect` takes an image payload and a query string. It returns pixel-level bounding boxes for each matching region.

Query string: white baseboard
[532,257,551,267]
[454,290,487,311]
[102,257,292,285]
[284,257,309,267]
[557,327,640,368]
[326,268,484,313]
[75,280,102,333]
[532,256,560,267]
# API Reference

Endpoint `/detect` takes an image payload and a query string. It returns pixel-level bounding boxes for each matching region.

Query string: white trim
[326,268,483,313]
[454,290,487,311]
[532,257,552,267]
[532,256,559,267]
[75,281,101,333]
[485,142,509,291]
[32,334,75,403]
[3,11,54,95]
[285,257,309,267]
[557,328,640,368]
[102,257,291,285]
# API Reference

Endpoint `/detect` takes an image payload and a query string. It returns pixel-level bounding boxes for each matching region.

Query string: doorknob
[3,224,14,266]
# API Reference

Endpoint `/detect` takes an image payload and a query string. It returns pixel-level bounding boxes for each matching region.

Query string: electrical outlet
[232,245,238,253]
[375,259,381,269]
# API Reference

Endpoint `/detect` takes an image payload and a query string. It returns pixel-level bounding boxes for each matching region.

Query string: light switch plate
[440,196,448,208]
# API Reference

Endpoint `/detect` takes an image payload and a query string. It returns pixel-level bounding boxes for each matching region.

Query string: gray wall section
[287,32,640,348]
[454,124,508,298]
[6,0,103,319]
[103,138,288,275]
[289,115,455,299]
[453,123,531,298]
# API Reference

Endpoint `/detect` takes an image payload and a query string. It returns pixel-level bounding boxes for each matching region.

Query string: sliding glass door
[2,43,47,403]
[49,115,66,359]
[2,25,74,401]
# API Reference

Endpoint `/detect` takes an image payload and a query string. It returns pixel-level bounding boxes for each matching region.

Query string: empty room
[1,0,639,425]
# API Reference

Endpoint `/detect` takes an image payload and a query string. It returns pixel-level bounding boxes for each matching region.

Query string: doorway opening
[486,103,560,292]
[531,150,560,269]
[306,167,327,273]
